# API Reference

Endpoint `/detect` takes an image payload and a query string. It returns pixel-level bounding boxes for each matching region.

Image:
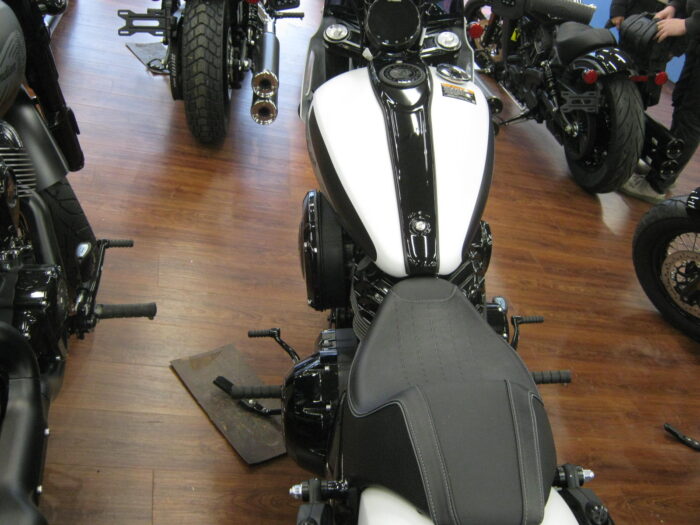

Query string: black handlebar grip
[214,377,281,399]
[95,302,157,320]
[105,239,134,248]
[527,0,596,25]
[248,329,277,338]
[521,316,544,323]
[532,370,572,384]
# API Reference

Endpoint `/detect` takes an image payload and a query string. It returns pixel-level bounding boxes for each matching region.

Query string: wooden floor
[38,1,700,523]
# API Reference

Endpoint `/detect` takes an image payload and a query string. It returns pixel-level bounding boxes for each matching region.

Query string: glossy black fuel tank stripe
[306,110,377,261]
[369,61,438,276]
[462,126,494,258]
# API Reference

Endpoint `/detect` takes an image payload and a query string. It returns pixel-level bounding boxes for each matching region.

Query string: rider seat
[342,278,557,525]
[554,21,616,65]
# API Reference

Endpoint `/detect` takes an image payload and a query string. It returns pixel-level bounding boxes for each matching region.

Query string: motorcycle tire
[39,179,97,295]
[564,76,644,193]
[633,195,700,342]
[181,0,231,144]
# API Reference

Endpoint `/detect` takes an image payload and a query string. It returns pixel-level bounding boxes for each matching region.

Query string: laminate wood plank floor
[38,1,700,523]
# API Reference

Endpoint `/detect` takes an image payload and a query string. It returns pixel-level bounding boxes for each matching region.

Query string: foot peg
[104,239,134,248]
[73,239,156,337]
[213,376,282,416]
[248,328,300,362]
[94,303,157,320]
[531,370,572,385]
[510,315,544,350]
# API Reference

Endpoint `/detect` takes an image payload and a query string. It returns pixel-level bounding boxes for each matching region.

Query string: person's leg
[648,47,700,192]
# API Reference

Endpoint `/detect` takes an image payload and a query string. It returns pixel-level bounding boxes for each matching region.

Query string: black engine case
[282,328,357,475]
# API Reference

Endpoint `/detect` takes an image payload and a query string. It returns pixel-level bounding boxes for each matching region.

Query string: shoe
[618,173,667,204]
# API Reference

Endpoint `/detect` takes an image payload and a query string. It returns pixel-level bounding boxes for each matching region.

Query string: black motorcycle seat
[554,21,616,65]
[342,278,557,525]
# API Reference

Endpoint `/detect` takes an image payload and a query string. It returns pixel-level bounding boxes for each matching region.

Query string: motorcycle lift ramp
[171,344,286,465]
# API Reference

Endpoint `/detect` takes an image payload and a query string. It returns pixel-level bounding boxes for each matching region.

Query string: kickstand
[496,110,532,127]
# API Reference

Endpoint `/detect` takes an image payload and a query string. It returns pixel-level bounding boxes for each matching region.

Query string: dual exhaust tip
[250,32,280,126]
[251,70,279,125]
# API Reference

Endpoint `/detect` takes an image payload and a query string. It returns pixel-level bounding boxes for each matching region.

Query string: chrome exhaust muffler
[249,5,280,125]
[251,31,280,99]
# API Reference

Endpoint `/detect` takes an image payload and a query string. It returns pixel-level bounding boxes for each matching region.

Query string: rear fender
[569,47,636,76]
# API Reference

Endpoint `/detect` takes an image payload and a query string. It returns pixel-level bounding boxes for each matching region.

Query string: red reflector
[630,75,649,82]
[655,71,668,86]
[245,0,259,4]
[468,22,484,40]
[582,69,598,85]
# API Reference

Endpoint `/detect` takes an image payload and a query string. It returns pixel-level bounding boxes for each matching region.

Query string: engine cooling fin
[0,122,38,197]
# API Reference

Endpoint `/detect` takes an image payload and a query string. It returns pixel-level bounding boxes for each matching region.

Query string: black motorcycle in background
[118,0,304,143]
[464,0,645,193]
[0,2,156,524]
[634,189,700,342]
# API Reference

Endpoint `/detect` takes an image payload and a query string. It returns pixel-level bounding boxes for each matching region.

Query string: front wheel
[633,195,700,342]
[181,0,232,144]
[564,76,644,193]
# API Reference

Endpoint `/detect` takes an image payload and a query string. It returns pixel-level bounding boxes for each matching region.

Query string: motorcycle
[633,188,700,342]
[214,0,615,523]
[117,0,304,143]
[463,0,645,193]
[0,1,156,524]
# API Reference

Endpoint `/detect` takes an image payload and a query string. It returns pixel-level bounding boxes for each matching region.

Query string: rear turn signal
[581,69,598,85]
[655,71,668,86]
[468,22,484,40]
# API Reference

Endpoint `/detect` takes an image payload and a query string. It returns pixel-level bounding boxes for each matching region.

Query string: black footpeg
[532,370,572,385]
[72,239,156,337]
[95,303,157,320]
[510,315,544,350]
[213,376,281,400]
[117,9,168,37]
[104,239,134,248]
[248,328,300,362]
[664,423,700,451]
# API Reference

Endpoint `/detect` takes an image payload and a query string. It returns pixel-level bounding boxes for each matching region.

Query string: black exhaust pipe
[0,322,49,525]
[643,115,685,171]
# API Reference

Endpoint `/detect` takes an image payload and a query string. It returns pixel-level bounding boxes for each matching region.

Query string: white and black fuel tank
[306,60,493,279]
[0,2,26,118]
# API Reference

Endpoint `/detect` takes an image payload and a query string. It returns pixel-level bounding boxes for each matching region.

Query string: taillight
[468,22,484,40]
[581,69,598,85]
[654,71,668,86]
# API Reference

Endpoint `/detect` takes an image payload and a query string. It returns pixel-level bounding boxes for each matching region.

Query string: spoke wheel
[634,195,700,342]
